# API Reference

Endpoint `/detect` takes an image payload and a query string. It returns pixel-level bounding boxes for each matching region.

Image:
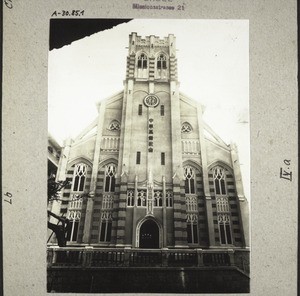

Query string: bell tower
[126,32,178,82]
[119,32,182,180]
[115,33,185,247]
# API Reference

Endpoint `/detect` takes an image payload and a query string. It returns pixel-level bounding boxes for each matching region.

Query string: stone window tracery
[216,196,229,212]
[156,54,168,79]
[166,191,173,208]
[108,120,120,131]
[102,194,114,210]
[66,210,81,242]
[137,54,148,78]
[186,213,198,244]
[104,164,116,193]
[181,122,192,133]
[184,166,196,194]
[72,163,87,192]
[212,168,232,245]
[127,190,135,207]
[157,54,167,69]
[218,214,232,245]
[213,166,226,195]
[137,190,147,207]
[153,191,162,207]
[186,195,198,212]
[144,95,159,107]
[184,165,198,245]
[99,211,112,242]
[137,53,148,69]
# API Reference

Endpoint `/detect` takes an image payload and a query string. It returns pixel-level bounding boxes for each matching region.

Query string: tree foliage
[48,177,69,202]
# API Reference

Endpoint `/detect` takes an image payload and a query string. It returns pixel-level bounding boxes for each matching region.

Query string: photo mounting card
[2,0,297,295]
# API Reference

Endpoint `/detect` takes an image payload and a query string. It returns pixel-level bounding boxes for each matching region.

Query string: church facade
[49,32,249,254]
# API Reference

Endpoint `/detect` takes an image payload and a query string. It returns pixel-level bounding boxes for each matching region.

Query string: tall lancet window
[137,53,148,78]
[99,195,114,243]
[127,190,135,207]
[153,190,163,207]
[137,190,147,207]
[166,191,173,207]
[99,211,112,242]
[66,210,81,242]
[137,53,148,69]
[156,54,168,79]
[72,163,87,192]
[218,214,232,245]
[186,213,198,244]
[104,164,116,193]
[184,166,196,194]
[66,196,83,242]
[157,54,167,69]
[213,166,226,195]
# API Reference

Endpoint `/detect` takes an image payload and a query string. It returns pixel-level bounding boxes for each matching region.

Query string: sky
[48,19,250,199]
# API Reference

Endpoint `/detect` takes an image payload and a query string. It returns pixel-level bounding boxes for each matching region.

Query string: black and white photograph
[47,19,250,293]
[3,0,298,295]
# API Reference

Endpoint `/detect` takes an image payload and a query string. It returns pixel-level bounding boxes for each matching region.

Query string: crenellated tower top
[126,33,178,82]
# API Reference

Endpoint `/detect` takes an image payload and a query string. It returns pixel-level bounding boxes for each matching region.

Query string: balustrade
[47,247,248,271]
[203,252,230,266]
[129,250,162,267]
[167,250,197,267]
[91,250,124,267]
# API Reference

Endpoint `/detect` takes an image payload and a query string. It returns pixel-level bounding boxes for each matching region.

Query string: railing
[129,250,162,267]
[47,247,249,274]
[167,249,198,267]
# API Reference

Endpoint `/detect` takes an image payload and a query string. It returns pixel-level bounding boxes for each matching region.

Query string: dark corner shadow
[49,18,132,50]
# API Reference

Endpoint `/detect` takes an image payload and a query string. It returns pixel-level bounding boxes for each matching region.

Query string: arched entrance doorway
[139,219,159,249]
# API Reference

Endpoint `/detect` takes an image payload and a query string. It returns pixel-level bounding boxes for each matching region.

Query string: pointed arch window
[137,190,146,207]
[218,214,232,245]
[137,53,148,69]
[108,120,120,131]
[216,196,229,212]
[213,166,226,195]
[166,191,173,207]
[99,211,112,242]
[186,213,198,244]
[181,122,192,133]
[184,166,196,194]
[153,190,163,207]
[104,164,116,192]
[66,210,81,242]
[72,163,87,192]
[127,190,135,207]
[157,54,167,69]
[102,194,114,209]
[186,195,198,212]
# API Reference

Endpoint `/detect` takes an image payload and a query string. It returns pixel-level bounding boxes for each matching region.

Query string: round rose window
[144,94,160,107]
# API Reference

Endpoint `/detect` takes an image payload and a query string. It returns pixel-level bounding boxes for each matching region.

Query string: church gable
[105,94,123,110]
[49,34,249,280]
[179,95,197,115]
[205,139,231,165]
[69,137,96,162]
